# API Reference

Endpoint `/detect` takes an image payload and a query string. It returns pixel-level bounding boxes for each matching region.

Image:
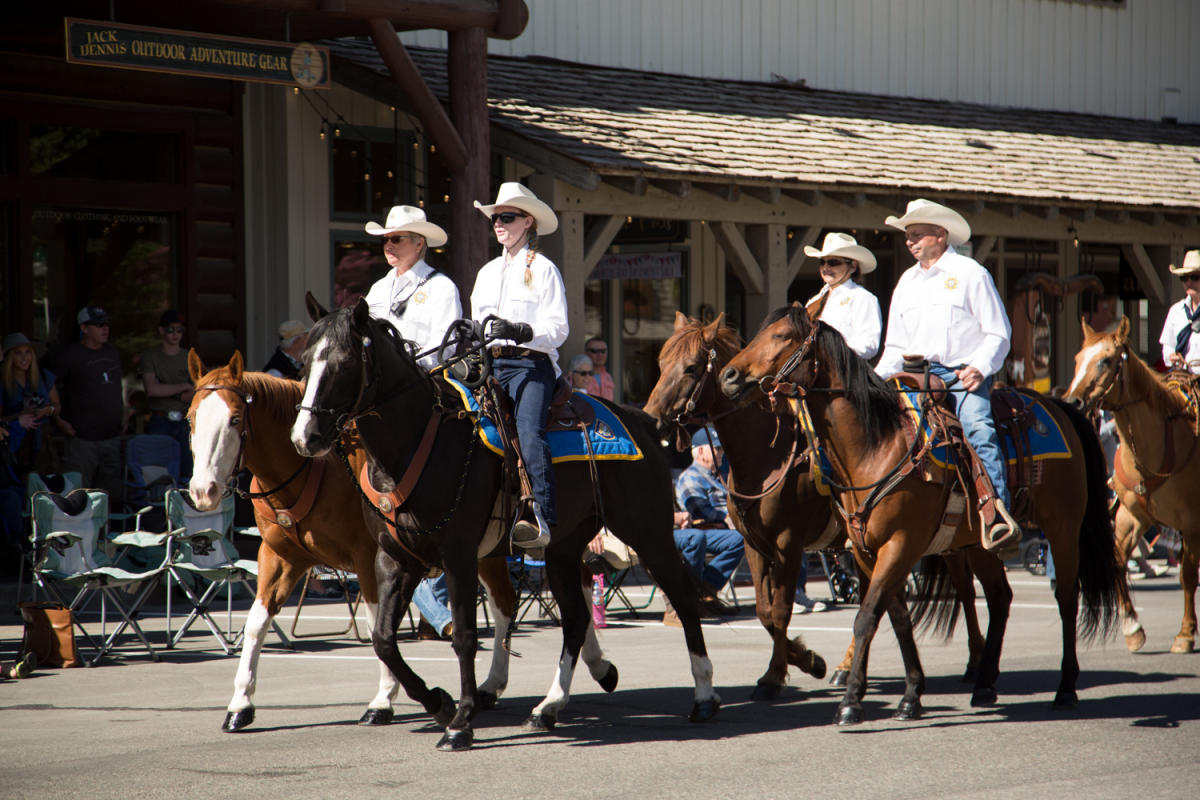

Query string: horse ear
[1115,315,1131,344]
[187,348,206,382]
[701,311,726,339]
[673,310,690,332]
[352,296,371,331]
[229,350,244,382]
[305,290,329,322]
[1080,316,1095,339]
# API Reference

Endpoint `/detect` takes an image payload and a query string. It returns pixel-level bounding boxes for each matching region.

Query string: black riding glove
[491,319,534,345]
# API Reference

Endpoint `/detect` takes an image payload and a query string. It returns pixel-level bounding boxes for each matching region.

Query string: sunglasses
[586,347,607,354]
[83,321,110,328]
[1180,275,1200,284]
[490,212,528,225]
[820,258,849,267]
[165,326,185,334]
[574,370,594,377]
[382,234,420,245]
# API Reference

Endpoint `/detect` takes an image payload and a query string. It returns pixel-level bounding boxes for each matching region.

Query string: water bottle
[591,573,607,628]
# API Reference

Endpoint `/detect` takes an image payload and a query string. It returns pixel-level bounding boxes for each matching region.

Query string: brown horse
[720,305,1124,724]
[1065,317,1199,653]
[185,351,517,731]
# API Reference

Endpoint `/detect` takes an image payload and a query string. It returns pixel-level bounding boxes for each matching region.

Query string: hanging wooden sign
[65,18,330,88]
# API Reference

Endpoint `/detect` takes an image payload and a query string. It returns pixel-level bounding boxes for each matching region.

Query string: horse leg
[524,541,592,732]
[944,551,985,681]
[438,556,484,751]
[831,567,869,687]
[223,546,307,732]
[1171,537,1198,654]
[747,547,824,701]
[835,567,890,726]
[576,582,619,692]
[476,555,515,709]
[964,548,1014,707]
[884,590,926,721]
[1115,505,1150,652]
[351,548,401,725]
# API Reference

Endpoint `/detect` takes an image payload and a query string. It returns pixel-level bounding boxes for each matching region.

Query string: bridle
[191,383,254,497]
[755,321,821,408]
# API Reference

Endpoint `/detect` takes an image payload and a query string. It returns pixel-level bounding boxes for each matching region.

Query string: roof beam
[491,127,599,190]
[787,226,822,281]
[582,215,625,276]
[973,235,998,264]
[650,178,691,198]
[608,176,648,196]
[697,182,742,202]
[783,188,823,206]
[711,221,764,294]
[1121,243,1166,305]
[745,186,782,204]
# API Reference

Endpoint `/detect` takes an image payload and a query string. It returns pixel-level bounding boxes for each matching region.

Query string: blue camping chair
[124,434,182,520]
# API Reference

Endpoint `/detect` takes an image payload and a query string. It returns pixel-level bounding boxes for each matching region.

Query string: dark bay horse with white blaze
[291,297,720,750]
[720,305,1125,724]
[186,351,517,731]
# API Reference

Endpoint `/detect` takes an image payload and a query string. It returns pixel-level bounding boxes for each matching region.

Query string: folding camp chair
[510,554,558,624]
[162,488,288,652]
[16,472,83,604]
[591,530,656,617]
[289,567,369,641]
[30,488,169,666]
[123,434,181,528]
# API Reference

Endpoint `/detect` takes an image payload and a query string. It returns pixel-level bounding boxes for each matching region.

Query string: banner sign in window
[589,252,682,281]
[65,18,330,88]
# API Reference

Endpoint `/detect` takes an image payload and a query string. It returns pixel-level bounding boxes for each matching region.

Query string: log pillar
[448,26,491,297]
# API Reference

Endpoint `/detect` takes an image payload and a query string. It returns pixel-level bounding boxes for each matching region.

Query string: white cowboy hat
[803,232,878,274]
[364,205,448,247]
[884,198,972,247]
[1168,249,1200,276]
[474,182,558,235]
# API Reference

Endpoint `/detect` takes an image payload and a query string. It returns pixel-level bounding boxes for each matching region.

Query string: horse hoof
[834,704,864,726]
[1125,629,1147,653]
[893,698,922,721]
[1170,636,1195,654]
[477,691,498,711]
[751,681,782,702]
[800,651,827,681]
[1052,691,1078,709]
[829,669,849,688]
[597,663,619,693]
[523,712,556,732]
[358,708,394,726]
[689,698,720,723]
[971,687,998,707]
[221,708,255,732]
[961,665,978,682]
[430,688,457,728]
[436,728,474,751]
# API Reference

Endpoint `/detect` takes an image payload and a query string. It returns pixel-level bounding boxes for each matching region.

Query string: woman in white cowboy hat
[470,182,569,549]
[874,198,1020,556]
[363,205,461,369]
[1161,249,1200,374]
[803,232,882,360]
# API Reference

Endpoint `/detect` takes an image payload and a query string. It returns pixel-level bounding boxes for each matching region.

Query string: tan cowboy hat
[885,198,972,247]
[803,232,878,274]
[364,205,448,247]
[474,182,558,235]
[1168,249,1200,276]
[278,320,308,340]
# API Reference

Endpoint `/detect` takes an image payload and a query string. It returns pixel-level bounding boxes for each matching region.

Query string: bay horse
[1065,317,1199,653]
[185,350,517,731]
[290,297,719,750]
[643,312,987,697]
[720,305,1124,724]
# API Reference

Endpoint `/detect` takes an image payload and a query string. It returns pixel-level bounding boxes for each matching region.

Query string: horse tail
[907,555,961,640]
[1049,397,1126,642]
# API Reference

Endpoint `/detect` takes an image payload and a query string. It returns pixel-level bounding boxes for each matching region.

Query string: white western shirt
[806,280,882,360]
[875,247,1012,379]
[470,245,569,376]
[1159,296,1200,373]
[364,260,462,369]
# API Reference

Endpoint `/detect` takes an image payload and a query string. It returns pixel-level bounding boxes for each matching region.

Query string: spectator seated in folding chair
[583,528,656,617]
[163,487,285,653]
[122,433,182,534]
[30,487,170,666]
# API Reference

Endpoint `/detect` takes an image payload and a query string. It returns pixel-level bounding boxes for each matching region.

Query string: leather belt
[490,346,544,359]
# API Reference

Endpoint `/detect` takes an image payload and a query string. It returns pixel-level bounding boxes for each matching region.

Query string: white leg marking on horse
[579,587,610,682]
[690,652,720,704]
[531,650,575,718]
[362,600,400,709]
[291,338,330,452]
[479,593,511,699]
[1067,343,1104,397]
[1123,617,1144,637]
[189,393,238,509]
[228,599,272,712]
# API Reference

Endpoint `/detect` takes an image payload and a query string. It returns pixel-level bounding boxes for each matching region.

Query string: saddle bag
[19,602,81,668]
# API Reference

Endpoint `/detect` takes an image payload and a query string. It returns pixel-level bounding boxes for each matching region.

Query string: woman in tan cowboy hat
[1161,249,1200,374]
[363,205,461,368]
[803,232,883,360]
[470,182,569,549]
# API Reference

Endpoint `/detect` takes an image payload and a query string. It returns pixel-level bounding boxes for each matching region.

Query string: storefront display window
[331,235,390,309]
[29,125,178,182]
[330,128,415,219]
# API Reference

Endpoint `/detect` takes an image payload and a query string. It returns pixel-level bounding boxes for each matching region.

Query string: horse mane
[238,372,304,425]
[1121,342,1192,418]
[661,316,743,366]
[769,304,903,450]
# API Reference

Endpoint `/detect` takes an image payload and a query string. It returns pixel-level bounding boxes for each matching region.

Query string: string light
[292,86,299,95]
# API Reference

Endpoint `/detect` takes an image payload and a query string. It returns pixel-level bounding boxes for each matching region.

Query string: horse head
[644,312,741,448]
[720,302,820,405]
[187,349,252,510]
[1065,316,1131,410]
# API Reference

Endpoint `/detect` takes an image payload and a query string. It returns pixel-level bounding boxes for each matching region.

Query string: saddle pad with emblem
[893,385,1070,470]
[444,376,643,462]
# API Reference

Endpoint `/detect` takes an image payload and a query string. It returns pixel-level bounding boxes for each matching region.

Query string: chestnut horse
[291,298,719,751]
[644,313,987,696]
[721,305,1124,724]
[185,351,517,731]
[1065,317,1199,653]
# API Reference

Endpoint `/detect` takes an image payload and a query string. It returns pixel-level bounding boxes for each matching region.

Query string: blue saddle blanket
[444,377,643,463]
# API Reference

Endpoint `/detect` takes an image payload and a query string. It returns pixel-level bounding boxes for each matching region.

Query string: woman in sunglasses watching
[470,182,569,549]
[802,232,883,360]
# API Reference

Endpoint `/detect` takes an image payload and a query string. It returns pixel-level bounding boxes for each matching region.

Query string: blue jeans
[413,574,452,634]
[929,364,1009,507]
[673,528,745,591]
[492,354,557,525]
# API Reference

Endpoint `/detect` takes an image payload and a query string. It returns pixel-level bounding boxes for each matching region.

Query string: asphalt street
[1,565,1197,800]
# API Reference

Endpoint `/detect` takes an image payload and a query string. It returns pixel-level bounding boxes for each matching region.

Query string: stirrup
[983,499,1022,557]
[511,504,551,549]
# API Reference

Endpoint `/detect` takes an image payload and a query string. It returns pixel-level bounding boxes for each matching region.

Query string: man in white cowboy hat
[471,182,569,549]
[803,232,882,359]
[1160,249,1200,374]
[363,205,460,369]
[875,199,1020,556]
